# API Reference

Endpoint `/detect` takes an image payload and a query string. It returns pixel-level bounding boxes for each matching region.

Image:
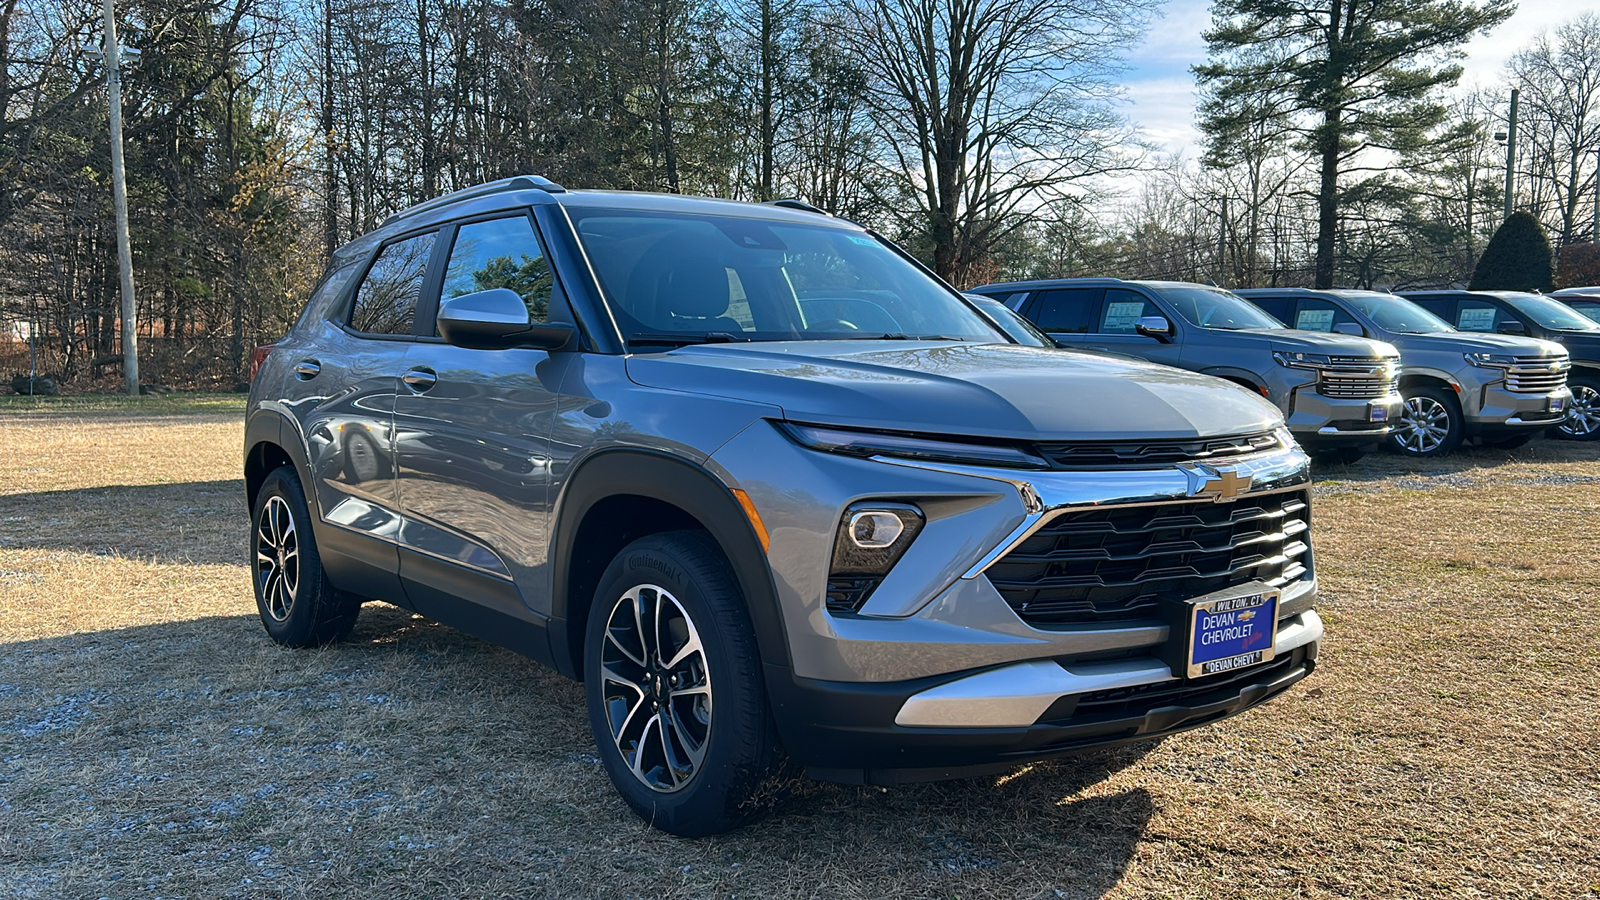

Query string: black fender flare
[243,408,318,518]
[546,449,789,679]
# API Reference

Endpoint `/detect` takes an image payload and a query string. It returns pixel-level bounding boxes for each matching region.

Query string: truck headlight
[1464,352,1517,368]
[1273,351,1333,369]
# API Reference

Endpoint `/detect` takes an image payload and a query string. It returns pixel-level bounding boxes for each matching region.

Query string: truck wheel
[584,531,775,836]
[1389,386,1464,456]
[251,467,361,647]
[1552,378,1600,441]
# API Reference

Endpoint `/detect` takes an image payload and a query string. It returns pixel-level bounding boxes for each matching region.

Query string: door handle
[293,360,321,380]
[402,367,437,392]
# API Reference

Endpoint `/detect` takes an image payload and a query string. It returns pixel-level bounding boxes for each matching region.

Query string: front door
[392,211,568,618]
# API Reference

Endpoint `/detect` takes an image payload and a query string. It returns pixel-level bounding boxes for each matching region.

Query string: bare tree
[1510,13,1600,244]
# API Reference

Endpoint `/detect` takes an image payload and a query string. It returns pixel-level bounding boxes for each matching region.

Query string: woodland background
[2,0,1598,388]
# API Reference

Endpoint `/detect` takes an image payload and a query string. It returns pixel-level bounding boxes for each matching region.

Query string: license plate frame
[1184,588,1279,679]
[1549,395,1568,414]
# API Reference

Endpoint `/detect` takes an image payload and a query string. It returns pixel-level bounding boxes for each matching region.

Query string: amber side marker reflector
[1258,385,1270,398]
[732,489,770,553]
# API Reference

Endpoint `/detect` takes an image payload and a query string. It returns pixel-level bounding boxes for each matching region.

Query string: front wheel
[1552,378,1600,441]
[1388,386,1464,456]
[584,531,775,836]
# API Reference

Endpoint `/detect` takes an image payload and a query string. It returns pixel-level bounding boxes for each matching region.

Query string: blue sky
[1118,0,1584,162]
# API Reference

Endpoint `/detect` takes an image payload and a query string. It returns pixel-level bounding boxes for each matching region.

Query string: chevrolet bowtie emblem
[1188,466,1252,501]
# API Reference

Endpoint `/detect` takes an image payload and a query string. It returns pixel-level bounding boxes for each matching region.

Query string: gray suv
[969,278,1403,462]
[245,178,1322,835]
[1238,289,1571,456]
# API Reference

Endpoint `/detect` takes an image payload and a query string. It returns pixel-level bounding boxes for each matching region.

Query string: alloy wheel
[1558,384,1600,438]
[255,495,300,622]
[598,584,712,793]
[1394,395,1451,454]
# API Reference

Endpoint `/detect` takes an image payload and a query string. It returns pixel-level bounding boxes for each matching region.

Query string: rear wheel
[1389,386,1464,456]
[251,467,361,647]
[584,531,775,836]
[1552,378,1600,441]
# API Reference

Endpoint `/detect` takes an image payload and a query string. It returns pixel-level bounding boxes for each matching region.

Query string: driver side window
[439,215,552,333]
[1097,289,1158,334]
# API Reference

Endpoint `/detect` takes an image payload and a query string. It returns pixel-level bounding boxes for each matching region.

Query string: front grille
[1035,431,1284,470]
[1316,358,1397,399]
[1505,357,1569,393]
[1048,647,1309,724]
[987,490,1311,627]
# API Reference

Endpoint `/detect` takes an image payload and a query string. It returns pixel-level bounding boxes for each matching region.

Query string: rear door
[392,210,569,619]
[1022,287,1101,350]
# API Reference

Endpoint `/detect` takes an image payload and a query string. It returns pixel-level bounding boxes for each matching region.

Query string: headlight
[1273,351,1333,369]
[827,502,925,615]
[776,421,1050,469]
[1464,352,1517,368]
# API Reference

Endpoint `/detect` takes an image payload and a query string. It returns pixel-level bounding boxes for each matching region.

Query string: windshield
[1499,292,1600,332]
[967,296,1053,347]
[1340,292,1454,334]
[1154,284,1285,330]
[568,208,1002,345]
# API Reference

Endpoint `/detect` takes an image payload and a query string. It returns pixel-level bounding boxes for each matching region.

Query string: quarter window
[441,215,553,328]
[349,232,437,335]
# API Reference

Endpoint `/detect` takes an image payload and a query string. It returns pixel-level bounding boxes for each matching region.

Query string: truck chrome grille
[1034,430,1285,470]
[987,490,1311,627]
[1316,358,1397,399]
[1505,357,1569,393]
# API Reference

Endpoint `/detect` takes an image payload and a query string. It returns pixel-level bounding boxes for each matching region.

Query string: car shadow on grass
[1309,437,1600,487]
[0,479,244,565]
[1,600,1159,897]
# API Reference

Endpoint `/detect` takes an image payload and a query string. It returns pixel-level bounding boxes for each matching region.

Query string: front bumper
[1469,383,1572,433]
[711,425,1321,778]
[1285,388,1401,445]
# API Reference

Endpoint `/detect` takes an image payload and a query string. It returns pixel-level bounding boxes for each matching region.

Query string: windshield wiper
[627,332,750,347]
[840,332,972,341]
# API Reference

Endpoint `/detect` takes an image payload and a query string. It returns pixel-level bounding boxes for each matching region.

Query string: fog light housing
[827,502,925,615]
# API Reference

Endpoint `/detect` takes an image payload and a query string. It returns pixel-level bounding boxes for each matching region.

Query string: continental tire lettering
[627,554,679,584]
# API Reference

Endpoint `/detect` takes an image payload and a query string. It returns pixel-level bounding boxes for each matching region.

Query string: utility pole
[1503,88,1518,223]
[1218,196,1229,284]
[103,0,138,396]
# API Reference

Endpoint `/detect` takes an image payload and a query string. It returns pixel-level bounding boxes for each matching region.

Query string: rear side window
[441,215,553,328]
[1407,296,1454,320]
[350,232,437,335]
[1097,288,1160,334]
[1247,296,1294,322]
[1030,289,1099,332]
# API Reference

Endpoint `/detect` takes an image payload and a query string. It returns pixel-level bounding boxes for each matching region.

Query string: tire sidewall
[583,532,769,836]
[1389,386,1463,456]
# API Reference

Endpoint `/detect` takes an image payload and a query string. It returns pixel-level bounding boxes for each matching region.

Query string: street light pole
[1503,88,1518,223]
[103,0,138,396]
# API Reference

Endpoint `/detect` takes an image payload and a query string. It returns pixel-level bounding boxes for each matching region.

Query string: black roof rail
[765,198,827,215]
[384,175,565,226]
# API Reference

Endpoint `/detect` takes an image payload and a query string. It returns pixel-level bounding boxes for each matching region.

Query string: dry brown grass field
[1,397,1597,899]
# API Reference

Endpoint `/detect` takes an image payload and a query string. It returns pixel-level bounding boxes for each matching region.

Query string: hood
[1385,331,1566,357]
[626,341,1284,441]
[1235,329,1399,358]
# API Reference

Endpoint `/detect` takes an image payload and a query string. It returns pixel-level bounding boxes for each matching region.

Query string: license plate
[1368,402,1390,422]
[1186,589,1278,678]
[1550,396,1568,414]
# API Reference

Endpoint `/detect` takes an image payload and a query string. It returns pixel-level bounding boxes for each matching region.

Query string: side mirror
[1332,321,1365,336]
[1496,319,1527,336]
[1134,315,1172,343]
[437,289,574,350]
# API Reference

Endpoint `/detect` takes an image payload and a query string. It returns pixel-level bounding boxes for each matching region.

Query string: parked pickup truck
[969,278,1403,463]
[245,180,1324,835]
[1237,288,1571,456]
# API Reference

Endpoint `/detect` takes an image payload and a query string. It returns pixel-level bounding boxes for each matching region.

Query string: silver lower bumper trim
[894,610,1323,728]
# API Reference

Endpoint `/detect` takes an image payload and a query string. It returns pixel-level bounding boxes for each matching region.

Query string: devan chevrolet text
[244,177,1322,835]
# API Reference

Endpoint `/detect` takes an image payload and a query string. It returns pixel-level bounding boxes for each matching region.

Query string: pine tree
[1470,212,1555,292]
[1196,0,1515,288]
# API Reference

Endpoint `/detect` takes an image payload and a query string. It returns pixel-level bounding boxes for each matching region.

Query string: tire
[251,466,361,647]
[1551,377,1600,441]
[1482,432,1534,450]
[1311,446,1365,466]
[583,530,775,836]
[1388,386,1464,457]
